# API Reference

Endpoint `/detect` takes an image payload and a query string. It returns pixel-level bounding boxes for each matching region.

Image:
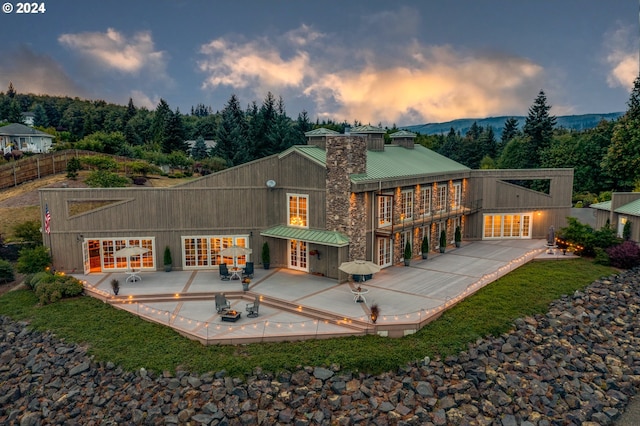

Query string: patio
[78,239,568,345]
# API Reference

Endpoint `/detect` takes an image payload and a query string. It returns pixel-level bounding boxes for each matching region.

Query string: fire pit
[220,310,241,322]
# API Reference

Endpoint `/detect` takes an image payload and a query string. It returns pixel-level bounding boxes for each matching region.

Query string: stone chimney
[325,136,367,258]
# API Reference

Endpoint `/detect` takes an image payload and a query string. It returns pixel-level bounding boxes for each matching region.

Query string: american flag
[44,204,51,235]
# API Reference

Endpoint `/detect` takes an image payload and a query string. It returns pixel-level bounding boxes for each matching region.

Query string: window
[377,194,392,227]
[182,235,249,269]
[420,187,431,216]
[483,214,532,239]
[100,238,155,271]
[401,189,413,220]
[436,184,447,212]
[377,237,392,267]
[400,230,411,254]
[288,194,308,228]
[453,182,462,210]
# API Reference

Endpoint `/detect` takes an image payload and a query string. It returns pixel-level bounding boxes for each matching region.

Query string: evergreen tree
[522,90,556,168]
[215,94,247,166]
[478,126,497,161]
[124,97,136,124]
[500,117,520,145]
[6,82,16,99]
[151,98,172,147]
[7,99,23,124]
[601,77,640,189]
[163,108,187,153]
[190,136,209,160]
[32,104,49,127]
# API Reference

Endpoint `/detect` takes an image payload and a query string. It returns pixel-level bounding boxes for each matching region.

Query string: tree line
[2,79,640,200]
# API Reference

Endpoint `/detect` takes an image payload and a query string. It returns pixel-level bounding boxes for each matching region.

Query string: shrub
[85,170,130,188]
[16,246,51,274]
[132,176,147,185]
[606,241,640,269]
[27,271,54,290]
[404,241,412,260]
[66,157,82,179]
[439,230,447,249]
[421,236,429,254]
[164,246,172,266]
[128,161,161,176]
[13,220,42,244]
[0,259,14,283]
[623,221,632,241]
[80,155,119,171]
[593,247,610,266]
[34,274,83,305]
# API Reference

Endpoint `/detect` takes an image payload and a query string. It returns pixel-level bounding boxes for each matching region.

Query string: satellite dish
[266,179,276,188]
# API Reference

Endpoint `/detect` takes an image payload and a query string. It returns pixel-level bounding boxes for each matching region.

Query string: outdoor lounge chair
[246,296,260,318]
[242,261,254,278]
[219,264,231,280]
[215,293,231,313]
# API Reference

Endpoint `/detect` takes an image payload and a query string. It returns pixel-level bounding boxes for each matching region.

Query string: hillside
[403,112,624,137]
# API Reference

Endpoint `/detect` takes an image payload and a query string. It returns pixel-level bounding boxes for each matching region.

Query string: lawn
[0,258,617,377]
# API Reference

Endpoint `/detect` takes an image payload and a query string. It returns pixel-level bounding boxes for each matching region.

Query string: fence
[0,150,131,190]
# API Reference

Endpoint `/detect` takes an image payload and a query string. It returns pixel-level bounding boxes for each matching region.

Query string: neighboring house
[185,139,217,152]
[591,193,640,240]
[39,126,573,278]
[21,112,35,126]
[0,123,53,153]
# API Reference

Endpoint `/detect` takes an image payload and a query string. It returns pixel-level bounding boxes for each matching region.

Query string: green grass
[0,258,616,377]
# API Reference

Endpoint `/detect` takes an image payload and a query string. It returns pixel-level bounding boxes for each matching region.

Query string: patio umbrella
[339,260,381,281]
[220,245,253,267]
[114,246,150,258]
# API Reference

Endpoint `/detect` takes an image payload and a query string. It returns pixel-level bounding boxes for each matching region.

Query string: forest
[2,78,640,204]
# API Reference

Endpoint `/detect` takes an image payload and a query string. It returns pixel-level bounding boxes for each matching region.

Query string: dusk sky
[1,1,638,125]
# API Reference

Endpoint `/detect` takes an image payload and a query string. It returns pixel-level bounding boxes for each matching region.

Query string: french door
[289,240,308,271]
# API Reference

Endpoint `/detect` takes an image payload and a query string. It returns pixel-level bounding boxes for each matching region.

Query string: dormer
[305,128,340,149]
[349,125,386,151]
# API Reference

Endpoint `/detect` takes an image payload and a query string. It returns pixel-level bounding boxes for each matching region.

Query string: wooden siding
[465,168,573,240]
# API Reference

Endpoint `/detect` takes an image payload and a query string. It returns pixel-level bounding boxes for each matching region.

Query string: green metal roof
[350,125,386,134]
[590,201,611,211]
[614,198,640,216]
[304,128,340,136]
[289,144,469,183]
[261,225,350,247]
[389,130,416,138]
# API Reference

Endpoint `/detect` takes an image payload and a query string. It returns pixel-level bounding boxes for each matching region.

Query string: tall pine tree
[522,90,556,168]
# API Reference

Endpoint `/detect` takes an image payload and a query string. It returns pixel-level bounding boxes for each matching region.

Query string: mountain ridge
[402,112,624,137]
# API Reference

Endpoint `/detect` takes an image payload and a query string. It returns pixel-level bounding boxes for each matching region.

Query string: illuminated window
[453,182,462,210]
[421,187,431,216]
[483,214,532,239]
[401,189,413,220]
[182,236,249,269]
[288,194,308,228]
[377,195,392,227]
[436,184,447,212]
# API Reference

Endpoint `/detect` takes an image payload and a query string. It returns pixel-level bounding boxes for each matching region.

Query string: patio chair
[219,264,231,280]
[242,261,254,278]
[246,296,260,318]
[215,293,231,313]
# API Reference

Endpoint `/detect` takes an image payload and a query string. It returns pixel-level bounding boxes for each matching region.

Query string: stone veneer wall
[325,136,367,259]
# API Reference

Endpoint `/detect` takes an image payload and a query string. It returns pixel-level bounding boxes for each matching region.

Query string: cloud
[198,14,547,124]
[0,45,86,97]
[129,90,160,110]
[603,24,638,90]
[59,28,169,79]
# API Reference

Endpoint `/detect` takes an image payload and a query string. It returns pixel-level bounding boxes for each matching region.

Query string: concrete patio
[78,239,574,344]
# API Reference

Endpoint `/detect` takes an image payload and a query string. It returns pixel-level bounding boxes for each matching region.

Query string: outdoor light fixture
[266,179,276,188]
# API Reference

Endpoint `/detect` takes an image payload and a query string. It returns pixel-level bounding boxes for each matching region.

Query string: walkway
[78,239,572,344]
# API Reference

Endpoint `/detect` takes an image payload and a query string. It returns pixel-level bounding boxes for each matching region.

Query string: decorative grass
[0,258,617,377]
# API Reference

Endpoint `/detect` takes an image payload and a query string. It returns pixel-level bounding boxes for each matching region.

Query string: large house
[39,126,573,278]
[0,123,53,154]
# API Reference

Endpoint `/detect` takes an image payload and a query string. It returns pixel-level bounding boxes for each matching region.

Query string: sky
[1,0,638,126]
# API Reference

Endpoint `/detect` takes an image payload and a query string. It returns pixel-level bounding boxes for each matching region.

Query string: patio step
[107,291,372,332]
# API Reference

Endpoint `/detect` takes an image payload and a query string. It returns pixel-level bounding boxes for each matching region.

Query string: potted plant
[110,278,120,295]
[403,240,412,266]
[421,236,429,259]
[455,226,462,248]
[439,230,447,253]
[369,303,380,324]
[261,241,270,270]
[163,246,172,272]
[242,276,251,291]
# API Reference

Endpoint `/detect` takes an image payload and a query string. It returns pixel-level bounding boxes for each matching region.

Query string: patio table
[350,288,369,303]
[229,267,242,280]
[126,269,141,283]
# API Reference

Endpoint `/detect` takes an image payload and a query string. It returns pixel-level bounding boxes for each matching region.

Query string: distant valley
[402,112,624,137]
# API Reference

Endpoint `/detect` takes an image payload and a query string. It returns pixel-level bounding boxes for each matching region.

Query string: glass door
[288,240,308,271]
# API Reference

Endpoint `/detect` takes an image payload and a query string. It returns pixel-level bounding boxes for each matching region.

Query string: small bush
[27,271,55,290]
[606,241,640,269]
[80,155,119,171]
[66,157,82,179]
[16,246,51,274]
[85,170,130,188]
[132,176,147,185]
[34,274,83,305]
[593,247,610,266]
[0,259,14,283]
[13,220,42,244]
